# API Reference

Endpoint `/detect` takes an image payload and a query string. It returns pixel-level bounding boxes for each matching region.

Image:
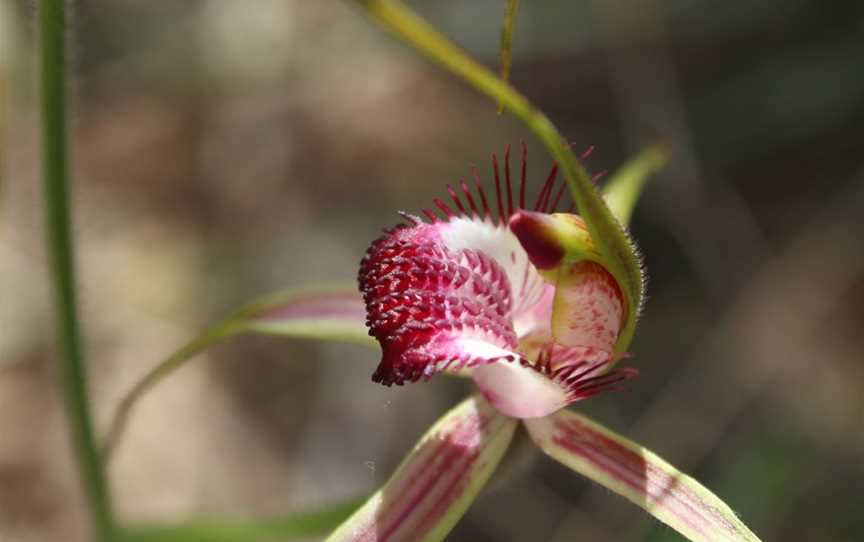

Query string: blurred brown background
[2,1,863,541]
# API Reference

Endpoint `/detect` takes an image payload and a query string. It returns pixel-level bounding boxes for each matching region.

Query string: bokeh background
[2,1,863,541]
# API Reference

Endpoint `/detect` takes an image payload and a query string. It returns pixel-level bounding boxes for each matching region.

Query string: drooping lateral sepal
[244,287,375,347]
[525,410,762,542]
[327,395,517,542]
[102,285,376,461]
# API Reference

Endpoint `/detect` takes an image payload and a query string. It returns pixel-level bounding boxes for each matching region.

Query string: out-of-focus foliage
[1,1,862,541]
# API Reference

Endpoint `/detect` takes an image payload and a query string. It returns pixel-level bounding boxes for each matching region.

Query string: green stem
[39,1,116,540]
[497,0,520,114]
[352,0,645,355]
[120,499,363,542]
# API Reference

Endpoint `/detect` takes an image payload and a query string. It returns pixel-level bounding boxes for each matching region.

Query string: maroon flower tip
[358,222,517,387]
[508,211,564,270]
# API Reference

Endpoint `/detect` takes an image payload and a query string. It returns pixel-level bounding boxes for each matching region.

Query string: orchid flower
[322,147,760,542]
[358,144,634,419]
[103,145,759,542]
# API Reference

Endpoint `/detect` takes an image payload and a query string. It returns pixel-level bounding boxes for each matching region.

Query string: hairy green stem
[352,0,645,355]
[39,1,116,540]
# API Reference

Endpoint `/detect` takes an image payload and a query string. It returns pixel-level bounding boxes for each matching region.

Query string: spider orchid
[357,144,634,419]
[103,146,760,542]
[322,147,758,542]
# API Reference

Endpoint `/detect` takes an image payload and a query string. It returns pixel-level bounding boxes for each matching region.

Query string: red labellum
[359,220,517,385]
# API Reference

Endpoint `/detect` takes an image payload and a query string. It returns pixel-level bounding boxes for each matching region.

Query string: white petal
[472,361,569,419]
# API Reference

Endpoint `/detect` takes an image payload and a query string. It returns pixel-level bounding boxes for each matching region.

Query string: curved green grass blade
[102,285,372,461]
[526,410,761,542]
[350,0,644,357]
[327,395,517,542]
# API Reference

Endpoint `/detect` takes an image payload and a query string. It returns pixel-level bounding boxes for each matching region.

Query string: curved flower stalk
[326,148,759,542]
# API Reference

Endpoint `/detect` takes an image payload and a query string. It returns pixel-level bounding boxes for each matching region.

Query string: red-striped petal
[327,395,517,542]
[526,410,761,542]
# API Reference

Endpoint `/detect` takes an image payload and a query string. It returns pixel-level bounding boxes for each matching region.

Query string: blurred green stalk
[496,0,520,113]
[121,499,364,542]
[39,1,116,540]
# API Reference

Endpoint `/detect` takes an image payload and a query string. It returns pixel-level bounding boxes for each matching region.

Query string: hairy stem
[39,1,116,540]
